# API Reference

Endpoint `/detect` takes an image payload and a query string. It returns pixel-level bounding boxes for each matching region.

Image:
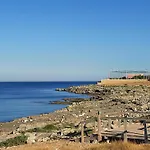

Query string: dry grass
[99,79,150,86]
[1,141,150,150]
[85,142,150,150]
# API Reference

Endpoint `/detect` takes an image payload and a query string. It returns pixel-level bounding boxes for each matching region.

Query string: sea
[0,81,96,122]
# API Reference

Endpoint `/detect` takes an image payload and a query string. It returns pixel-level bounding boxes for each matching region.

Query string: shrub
[43,124,58,131]
[0,134,27,147]
[27,124,58,133]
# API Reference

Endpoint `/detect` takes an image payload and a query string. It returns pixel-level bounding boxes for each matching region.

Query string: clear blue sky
[0,0,150,81]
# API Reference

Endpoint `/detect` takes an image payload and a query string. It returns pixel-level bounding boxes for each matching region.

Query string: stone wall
[98,79,150,86]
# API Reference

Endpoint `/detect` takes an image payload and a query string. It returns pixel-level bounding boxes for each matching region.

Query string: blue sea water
[0,81,95,122]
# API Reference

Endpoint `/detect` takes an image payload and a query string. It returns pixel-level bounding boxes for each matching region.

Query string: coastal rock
[62,128,76,135]
[85,122,94,128]
[141,104,149,111]
[50,101,72,105]
[50,132,58,138]
[25,133,36,144]
[55,88,66,91]
[35,133,51,142]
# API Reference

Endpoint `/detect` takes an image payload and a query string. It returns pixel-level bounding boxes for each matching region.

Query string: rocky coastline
[1,84,150,147]
[56,84,150,113]
[50,98,90,105]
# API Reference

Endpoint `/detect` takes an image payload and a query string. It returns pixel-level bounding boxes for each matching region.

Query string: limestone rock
[25,133,36,144]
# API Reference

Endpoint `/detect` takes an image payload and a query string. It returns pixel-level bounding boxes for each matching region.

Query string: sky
[0,0,150,81]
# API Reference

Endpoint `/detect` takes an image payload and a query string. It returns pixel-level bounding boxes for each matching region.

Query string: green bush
[43,124,58,131]
[0,135,27,147]
[27,124,58,133]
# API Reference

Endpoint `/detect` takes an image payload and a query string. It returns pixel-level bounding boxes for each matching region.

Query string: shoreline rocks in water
[50,101,72,105]
[55,88,66,92]
[50,98,90,105]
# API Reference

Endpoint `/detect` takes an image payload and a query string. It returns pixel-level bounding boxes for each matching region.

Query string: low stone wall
[98,79,150,86]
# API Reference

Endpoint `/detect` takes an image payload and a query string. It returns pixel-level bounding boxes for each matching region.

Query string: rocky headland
[1,84,150,147]
[56,84,150,113]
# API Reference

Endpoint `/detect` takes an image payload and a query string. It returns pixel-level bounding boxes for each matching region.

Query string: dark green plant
[43,124,58,131]
[0,135,27,147]
[27,124,58,133]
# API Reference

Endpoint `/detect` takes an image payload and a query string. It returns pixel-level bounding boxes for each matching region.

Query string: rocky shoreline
[1,84,150,146]
[50,98,90,105]
[56,84,150,113]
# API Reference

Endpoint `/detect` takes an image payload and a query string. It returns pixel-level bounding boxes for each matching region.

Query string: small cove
[0,81,95,122]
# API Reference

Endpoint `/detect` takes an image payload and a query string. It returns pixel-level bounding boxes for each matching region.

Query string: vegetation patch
[27,124,58,133]
[0,135,27,148]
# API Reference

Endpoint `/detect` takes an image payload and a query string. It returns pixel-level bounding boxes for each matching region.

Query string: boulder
[141,104,149,111]
[85,122,94,128]
[25,133,36,144]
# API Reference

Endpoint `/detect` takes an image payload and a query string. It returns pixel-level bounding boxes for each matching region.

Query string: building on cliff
[97,70,150,86]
